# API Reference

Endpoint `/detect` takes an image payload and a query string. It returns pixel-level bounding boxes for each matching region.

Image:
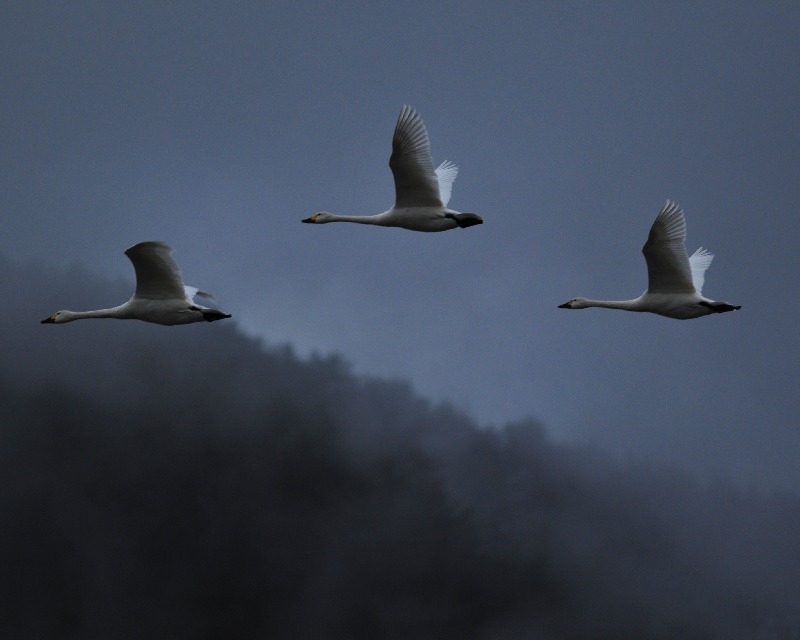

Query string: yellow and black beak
[558,300,573,309]
[301,213,319,224]
[41,314,57,324]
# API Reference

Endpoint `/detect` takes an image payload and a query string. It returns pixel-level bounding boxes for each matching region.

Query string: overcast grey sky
[2,2,799,490]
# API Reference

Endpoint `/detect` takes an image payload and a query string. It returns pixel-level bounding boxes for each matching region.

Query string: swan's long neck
[582,298,643,311]
[65,305,131,321]
[328,213,387,225]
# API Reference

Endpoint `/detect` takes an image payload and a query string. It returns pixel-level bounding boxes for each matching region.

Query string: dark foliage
[1,257,799,639]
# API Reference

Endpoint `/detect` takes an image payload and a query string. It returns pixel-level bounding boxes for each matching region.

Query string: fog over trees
[2,255,799,639]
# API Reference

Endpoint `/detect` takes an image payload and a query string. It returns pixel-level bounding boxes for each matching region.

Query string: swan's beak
[301,214,318,223]
[41,316,56,323]
[558,301,572,309]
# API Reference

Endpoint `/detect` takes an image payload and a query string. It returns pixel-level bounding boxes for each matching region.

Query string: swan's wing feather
[389,105,443,208]
[434,160,458,208]
[688,247,714,295]
[642,201,696,294]
[183,285,217,303]
[124,241,186,300]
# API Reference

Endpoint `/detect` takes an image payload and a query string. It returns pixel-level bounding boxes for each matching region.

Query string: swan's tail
[199,308,232,322]
[447,213,483,228]
[699,301,741,314]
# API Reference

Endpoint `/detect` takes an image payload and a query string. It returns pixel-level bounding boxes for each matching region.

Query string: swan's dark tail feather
[447,213,483,229]
[195,308,232,322]
[699,301,741,314]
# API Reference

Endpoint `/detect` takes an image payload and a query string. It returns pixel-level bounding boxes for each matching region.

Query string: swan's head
[302,212,334,224]
[41,310,75,324]
[558,298,589,310]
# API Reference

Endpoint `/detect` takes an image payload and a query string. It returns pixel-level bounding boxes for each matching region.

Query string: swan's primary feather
[642,201,695,294]
[389,105,443,208]
[125,241,186,300]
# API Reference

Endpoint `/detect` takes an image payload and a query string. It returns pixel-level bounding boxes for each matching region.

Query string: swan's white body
[42,241,231,326]
[559,201,740,320]
[303,105,482,232]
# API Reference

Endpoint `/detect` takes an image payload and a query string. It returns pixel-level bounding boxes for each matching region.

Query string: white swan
[41,241,231,325]
[558,201,741,319]
[302,105,483,232]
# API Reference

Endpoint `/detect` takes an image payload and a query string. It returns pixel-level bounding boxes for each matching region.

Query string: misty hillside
[2,255,799,639]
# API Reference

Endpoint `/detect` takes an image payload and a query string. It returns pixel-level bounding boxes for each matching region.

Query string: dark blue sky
[2,2,799,490]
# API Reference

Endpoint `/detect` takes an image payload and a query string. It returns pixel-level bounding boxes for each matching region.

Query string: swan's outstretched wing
[688,247,714,295]
[124,241,186,300]
[435,160,458,208]
[389,105,443,208]
[642,201,695,294]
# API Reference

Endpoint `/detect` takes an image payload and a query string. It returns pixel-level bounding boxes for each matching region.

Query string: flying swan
[558,201,741,319]
[41,241,231,325]
[302,105,483,232]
